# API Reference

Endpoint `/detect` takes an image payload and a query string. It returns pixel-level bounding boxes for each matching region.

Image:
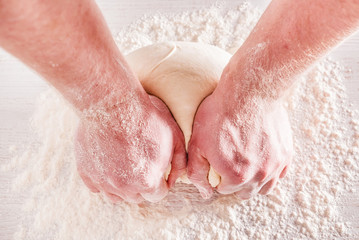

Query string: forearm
[0,0,143,111]
[217,0,359,100]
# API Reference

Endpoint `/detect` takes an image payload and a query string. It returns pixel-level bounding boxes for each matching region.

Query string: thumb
[187,145,213,199]
[167,139,187,188]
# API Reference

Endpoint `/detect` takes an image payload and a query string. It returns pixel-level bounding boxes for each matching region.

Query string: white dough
[125,42,232,187]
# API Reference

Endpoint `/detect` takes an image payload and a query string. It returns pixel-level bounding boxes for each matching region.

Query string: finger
[78,172,100,193]
[234,167,276,199]
[258,178,278,195]
[167,140,187,188]
[104,192,123,203]
[216,171,249,195]
[141,178,168,203]
[256,162,284,195]
[115,190,144,204]
[187,146,213,199]
[279,165,289,178]
[104,181,144,204]
[234,186,257,200]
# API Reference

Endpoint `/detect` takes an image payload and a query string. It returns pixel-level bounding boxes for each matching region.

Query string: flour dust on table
[2,3,359,240]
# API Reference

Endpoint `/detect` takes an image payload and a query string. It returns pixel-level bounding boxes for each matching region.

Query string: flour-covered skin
[188,95,292,199]
[187,0,359,199]
[76,93,186,203]
[0,0,187,202]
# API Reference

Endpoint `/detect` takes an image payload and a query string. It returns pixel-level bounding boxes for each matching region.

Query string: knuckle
[254,169,267,182]
[233,176,247,185]
[229,171,247,185]
[224,162,250,185]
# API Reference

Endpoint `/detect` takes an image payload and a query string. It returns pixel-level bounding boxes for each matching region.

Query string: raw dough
[125,42,231,187]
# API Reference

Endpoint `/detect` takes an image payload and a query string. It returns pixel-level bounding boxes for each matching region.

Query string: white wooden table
[1,0,358,239]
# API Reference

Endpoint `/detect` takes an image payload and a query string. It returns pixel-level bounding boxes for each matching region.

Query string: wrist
[56,53,147,112]
[215,42,298,103]
[213,73,284,117]
[80,84,150,136]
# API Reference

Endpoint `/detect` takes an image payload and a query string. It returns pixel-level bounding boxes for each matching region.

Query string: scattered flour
[2,3,359,240]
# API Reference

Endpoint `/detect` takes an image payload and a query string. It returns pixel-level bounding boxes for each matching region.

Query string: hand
[75,93,186,203]
[187,92,293,199]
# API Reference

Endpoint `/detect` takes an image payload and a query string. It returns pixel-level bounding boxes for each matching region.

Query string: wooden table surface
[1,1,358,239]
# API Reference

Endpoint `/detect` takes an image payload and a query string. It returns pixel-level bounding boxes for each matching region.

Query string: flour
[2,3,359,240]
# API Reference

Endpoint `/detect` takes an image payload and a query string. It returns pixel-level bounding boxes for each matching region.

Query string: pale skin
[0,0,358,202]
[188,0,359,198]
[0,0,187,203]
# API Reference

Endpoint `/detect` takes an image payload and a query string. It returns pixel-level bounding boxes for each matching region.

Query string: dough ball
[125,42,231,187]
